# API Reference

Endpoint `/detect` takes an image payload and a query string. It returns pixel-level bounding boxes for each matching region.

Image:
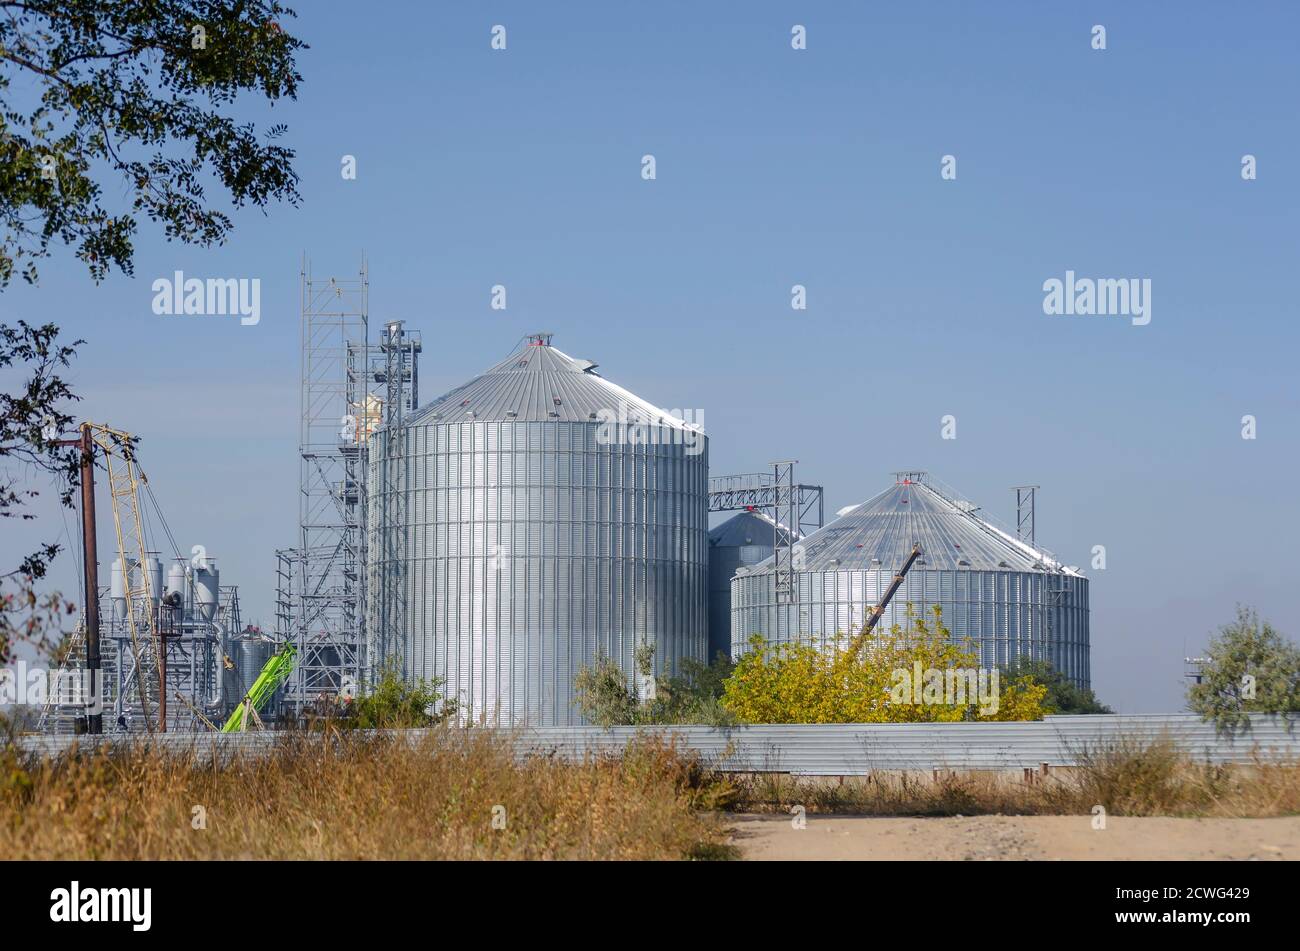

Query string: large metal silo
[707,510,791,661]
[731,472,1091,687]
[368,335,709,725]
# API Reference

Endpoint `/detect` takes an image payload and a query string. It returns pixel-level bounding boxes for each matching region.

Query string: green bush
[572,650,738,727]
[344,660,456,730]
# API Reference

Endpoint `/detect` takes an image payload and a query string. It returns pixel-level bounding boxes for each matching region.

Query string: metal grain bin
[368,335,709,725]
[223,631,277,714]
[707,510,791,661]
[731,473,1090,687]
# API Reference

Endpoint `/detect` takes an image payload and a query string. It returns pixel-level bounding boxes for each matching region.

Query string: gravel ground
[731,814,1300,861]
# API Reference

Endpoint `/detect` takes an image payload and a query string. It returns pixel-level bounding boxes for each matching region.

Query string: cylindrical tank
[194,559,219,621]
[707,510,790,661]
[731,474,1092,687]
[368,336,709,726]
[143,553,163,606]
[161,559,187,613]
[110,558,127,620]
[165,560,187,602]
[223,631,276,713]
[237,635,274,701]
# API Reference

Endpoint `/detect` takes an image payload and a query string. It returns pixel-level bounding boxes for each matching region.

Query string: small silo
[707,510,791,661]
[731,472,1091,686]
[368,334,709,725]
[224,629,278,713]
[165,560,187,606]
[194,560,220,621]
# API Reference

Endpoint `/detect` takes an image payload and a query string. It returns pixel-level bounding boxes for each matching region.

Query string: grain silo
[730,472,1090,686]
[367,334,709,725]
[707,510,792,662]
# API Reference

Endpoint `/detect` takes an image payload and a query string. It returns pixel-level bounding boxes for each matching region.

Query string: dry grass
[726,737,1300,819]
[0,730,737,860]
[5,730,1296,860]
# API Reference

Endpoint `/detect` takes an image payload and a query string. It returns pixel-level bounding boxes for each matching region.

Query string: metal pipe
[209,620,225,709]
[158,631,166,732]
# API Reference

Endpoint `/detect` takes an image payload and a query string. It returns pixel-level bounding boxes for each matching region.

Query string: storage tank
[110,558,127,621]
[143,553,163,607]
[109,556,163,618]
[707,510,791,661]
[224,631,276,713]
[730,472,1091,686]
[368,334,709,725]
[164,560,187,612]
[194,560,219,621]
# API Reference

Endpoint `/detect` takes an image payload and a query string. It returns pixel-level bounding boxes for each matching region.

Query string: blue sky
[3,1,1297,713]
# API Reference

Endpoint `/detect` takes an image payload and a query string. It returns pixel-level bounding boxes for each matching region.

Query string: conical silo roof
[749,473,1080,575]
[709,510,795,547]
[408,334,701,429]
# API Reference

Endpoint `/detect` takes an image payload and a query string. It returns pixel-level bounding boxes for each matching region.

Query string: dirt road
[731,814,1300,860]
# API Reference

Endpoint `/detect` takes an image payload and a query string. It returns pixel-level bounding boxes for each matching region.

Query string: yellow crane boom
[84,422,165,732]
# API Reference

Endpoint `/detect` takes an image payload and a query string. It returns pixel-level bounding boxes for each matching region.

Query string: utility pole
[79,425,103,734]
[54,425,102,734]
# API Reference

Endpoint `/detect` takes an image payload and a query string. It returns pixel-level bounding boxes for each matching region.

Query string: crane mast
[83,423,165,731]
[845,545,923,661]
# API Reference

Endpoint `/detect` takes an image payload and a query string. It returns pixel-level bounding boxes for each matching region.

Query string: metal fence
[11,715,1298,774]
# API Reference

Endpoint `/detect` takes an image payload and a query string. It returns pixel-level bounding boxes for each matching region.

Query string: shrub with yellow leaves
[721,605,1048,724]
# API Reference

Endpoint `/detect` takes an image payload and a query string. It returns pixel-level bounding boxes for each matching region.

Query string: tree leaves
[0,1,305,286]
[1188,606,1300,734]
[722,606,1050,724]
[0,320,82,578]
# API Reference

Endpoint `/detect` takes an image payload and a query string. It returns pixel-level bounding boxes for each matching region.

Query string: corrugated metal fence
[11,714,1298,774]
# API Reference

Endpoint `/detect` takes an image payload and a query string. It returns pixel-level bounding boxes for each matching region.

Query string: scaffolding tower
[281,259,371,710]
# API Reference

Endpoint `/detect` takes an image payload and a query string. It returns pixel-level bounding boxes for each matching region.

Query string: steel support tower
[368,320,420,683]
[707,470,824,537]
[1014,485,1039,547]
[707,464,824,614]
[284,259,370,709]
[770,461,799,603]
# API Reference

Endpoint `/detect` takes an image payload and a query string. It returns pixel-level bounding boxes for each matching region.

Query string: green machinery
[221,644,297,732]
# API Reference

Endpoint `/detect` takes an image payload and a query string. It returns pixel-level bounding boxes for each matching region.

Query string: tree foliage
[574,608,1051,726]
[572,653,640,728]
[572,650,738,727]
[0,320,81,579]
[721,606,1049,724]
[1187,606,1300,734]
[0,580,73,667]
[0,0,305,286]
[1000,657,1112,715]
[344,659,456,731]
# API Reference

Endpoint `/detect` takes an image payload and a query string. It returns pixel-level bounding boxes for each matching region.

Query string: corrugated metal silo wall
[708,543,774,661]
[731,568,1090,687]
[369,420,709,725]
